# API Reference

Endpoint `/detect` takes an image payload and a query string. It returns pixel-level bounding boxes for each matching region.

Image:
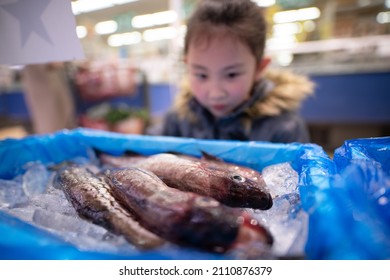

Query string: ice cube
[27,193,76,216]
[50,230,137,255]
[32,208,109,241]
[31,208,138,255]
[2,207,35,222]
[32,208,86,233]
[0,179,28,208]
[251,193,308,257]
[262,162,299,198]
[22,162,50,196]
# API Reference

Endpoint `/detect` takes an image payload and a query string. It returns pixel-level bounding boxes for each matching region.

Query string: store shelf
[268,35,390,75]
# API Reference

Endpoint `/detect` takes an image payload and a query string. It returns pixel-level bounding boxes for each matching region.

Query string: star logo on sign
[0,0,53,47]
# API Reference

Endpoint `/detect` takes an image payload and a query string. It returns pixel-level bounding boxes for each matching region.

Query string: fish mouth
[225,187,273,209]
[262,193,273,210]
[248,192,273,210]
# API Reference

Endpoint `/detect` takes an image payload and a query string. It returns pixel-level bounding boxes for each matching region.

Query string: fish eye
[232,174,245,182]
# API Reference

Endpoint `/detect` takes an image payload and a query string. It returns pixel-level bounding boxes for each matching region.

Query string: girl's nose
[208,81,227,99]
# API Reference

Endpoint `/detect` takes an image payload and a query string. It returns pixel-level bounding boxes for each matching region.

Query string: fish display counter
[0,128,388,259]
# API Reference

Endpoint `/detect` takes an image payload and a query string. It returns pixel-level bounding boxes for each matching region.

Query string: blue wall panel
[301,72,390,124]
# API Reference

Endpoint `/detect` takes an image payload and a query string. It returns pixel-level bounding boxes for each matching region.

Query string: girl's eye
[226,72,240,79]
[194,73,208,80]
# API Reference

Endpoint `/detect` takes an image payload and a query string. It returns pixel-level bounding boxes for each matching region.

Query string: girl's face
[185,35,268,118]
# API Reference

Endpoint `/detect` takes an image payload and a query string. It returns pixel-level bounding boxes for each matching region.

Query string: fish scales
[99,152,273,210]
[103,167,242,251]
[54,166,164,249]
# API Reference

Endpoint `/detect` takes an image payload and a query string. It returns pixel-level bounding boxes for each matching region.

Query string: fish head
[227,211,274,258]
[174,196,241,251]
[52,164,82,189]
[225,173,273,210]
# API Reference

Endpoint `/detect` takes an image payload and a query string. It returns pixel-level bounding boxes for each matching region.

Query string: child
[159,0,314,143]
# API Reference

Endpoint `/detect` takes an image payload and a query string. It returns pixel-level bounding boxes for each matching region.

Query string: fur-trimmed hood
[172,68,315,121]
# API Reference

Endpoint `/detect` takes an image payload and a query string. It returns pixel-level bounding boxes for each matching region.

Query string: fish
[99,149,266,183]
[98,151,273,210]
[103,167,273,252]
[163,150,266,183]
[53,165,164,249]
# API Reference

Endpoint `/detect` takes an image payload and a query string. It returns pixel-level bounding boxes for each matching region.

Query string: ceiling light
[108,32,142,47]
[377,11,390,24]
[111,0,139,4]
[95,20,118,35]
[132,11,178,29]
[273,23,302,37]
[72,0,139,15]
[71,1,112,15]
[273,7,321,24]
[143,27,177,42]
[76,26,87,39]
[252,0,275,7]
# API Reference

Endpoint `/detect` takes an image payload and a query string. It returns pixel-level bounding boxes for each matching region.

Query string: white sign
[0,0,84,65]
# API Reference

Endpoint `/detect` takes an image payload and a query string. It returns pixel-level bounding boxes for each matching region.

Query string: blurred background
[0,0,389,154]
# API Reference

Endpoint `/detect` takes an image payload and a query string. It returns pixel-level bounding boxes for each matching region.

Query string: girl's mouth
[211,104,227,112]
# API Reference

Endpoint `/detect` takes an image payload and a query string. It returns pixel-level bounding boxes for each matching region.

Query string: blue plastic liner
[334,136,390,175]
[304,137,390,260]
[4,129,389,260]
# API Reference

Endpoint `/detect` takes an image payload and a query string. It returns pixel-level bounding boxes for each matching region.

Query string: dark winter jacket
[159,69,315,143]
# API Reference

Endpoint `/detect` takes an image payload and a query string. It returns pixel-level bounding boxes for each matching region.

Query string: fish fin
[93,147,141,157]
[165,151,201,161]
[201,150,225,162]
[166,150,189,156]
[123,150,143,157]
[47,161,79,171]
[164,150,182,155]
